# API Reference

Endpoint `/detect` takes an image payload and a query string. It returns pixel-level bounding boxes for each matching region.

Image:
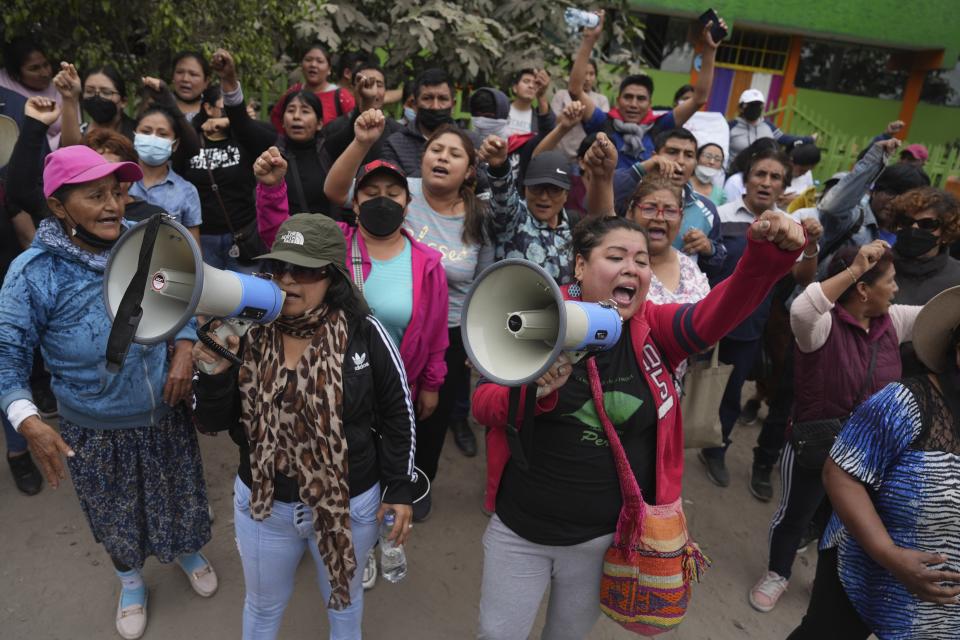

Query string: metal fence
[766,93,960,187]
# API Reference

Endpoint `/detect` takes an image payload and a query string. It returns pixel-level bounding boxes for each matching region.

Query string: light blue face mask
[403,107,416,124]
[134,133,174,166]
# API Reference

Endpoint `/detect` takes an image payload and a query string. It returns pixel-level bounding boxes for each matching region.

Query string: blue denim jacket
[0,219,196,429]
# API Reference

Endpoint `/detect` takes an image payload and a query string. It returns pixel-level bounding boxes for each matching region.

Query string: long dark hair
[2,37,45,80]
[423,124,487,246]
[324,269,369,324]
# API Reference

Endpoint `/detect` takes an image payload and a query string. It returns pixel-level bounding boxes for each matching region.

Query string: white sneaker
[362,548,378,590]
[115,589,148,639]
[749,571,788,612]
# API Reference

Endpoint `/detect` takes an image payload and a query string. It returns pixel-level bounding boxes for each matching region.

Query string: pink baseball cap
[901,144,929,161]
[42,145,143,198]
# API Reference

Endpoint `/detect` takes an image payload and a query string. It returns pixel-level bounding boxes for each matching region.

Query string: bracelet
[801,245,819,260]
[845,266,859,286]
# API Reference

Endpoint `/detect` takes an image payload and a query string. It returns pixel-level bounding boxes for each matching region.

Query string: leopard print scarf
[239,305,355,609]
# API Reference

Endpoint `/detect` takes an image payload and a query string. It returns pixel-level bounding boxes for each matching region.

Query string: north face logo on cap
[352,352,369,371]
[280,230,305,246]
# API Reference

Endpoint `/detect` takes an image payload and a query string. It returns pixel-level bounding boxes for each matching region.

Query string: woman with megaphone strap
[473,211,807,639]
[323,108,493,520]
[191,213,417,639]
[0,145,216,640]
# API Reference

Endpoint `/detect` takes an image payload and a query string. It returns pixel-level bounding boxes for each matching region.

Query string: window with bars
[716,30,791,73]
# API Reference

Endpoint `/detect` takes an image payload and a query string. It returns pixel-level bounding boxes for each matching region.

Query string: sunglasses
[631,202,681,220]
[527,184,567,197]
[893,215,941,231]
[260,260,330,283]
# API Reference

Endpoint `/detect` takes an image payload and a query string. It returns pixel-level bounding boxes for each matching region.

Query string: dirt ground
[1,395,832,640]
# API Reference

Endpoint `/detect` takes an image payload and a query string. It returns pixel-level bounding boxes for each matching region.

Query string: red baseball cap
[901,144,929,161]
[355,159,408,192]
[43,145,142,198]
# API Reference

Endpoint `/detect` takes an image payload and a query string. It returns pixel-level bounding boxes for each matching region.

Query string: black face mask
[358,196,405,237]
[895,227,940,259]
[62,207,121,251]
[82,96,119,124]
[743,102,764,122]
[416,107,454,132]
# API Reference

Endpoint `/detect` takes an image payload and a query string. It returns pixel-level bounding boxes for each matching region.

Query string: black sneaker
[739,398,762,425]
[450,419,478,457]
[8,452,43,496]
[750,464,774,502]
[698,450,730,487]
[412,491,432,523]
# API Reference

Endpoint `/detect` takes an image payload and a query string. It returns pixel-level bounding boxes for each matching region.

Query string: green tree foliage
[4,1,645,98]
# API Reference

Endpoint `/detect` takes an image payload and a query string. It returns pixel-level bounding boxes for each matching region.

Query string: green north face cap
[255,213,349,279]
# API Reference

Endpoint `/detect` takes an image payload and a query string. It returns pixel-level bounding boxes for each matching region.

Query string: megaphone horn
[461,259,623,387]
[103,215,285,369]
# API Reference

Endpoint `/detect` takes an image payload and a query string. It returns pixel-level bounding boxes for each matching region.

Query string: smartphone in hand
[698,9,728,43]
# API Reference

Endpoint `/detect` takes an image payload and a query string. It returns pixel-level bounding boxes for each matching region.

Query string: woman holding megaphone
[191,213,417,639]
[0,145,216,639]
[474,208,807,638]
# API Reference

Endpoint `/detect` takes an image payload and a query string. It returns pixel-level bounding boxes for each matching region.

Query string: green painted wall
[630,0,960,66]
[794,88,900,138]
[910,103,960,146]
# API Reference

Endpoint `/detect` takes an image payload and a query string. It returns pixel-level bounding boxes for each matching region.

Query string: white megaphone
[103,215,285,372]
[461,259,623,386]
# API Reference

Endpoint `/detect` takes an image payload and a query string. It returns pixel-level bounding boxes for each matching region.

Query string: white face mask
[694,165,721,183]
[472,116,509,140]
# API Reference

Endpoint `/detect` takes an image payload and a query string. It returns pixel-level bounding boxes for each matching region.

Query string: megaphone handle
[196,317,250,373]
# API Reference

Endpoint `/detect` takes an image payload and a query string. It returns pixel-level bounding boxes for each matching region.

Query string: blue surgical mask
[134,133,174,166]
[403,107,416,124]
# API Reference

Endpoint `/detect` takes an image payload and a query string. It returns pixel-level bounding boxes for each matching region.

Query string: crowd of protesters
[1,8,959,639]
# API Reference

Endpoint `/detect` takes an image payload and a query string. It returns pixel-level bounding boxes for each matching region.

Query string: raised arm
[213,49,278,156]
[790,216,823,286]
[819,139,898,220]
[672,16,725,127]
[568,11,604,122]
[52,62,83,147]
[650,211,806,367]
[477,135,525,236]
[582,132,617,216]
[533,101,584,158]
[324,109,386,207]
[252,146,290,248]
[7,98,60,218]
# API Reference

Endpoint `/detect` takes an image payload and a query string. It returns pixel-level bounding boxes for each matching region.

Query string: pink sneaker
[749,571,788,612]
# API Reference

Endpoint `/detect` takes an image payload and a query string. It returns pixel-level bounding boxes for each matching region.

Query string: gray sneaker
[698,450,730,487]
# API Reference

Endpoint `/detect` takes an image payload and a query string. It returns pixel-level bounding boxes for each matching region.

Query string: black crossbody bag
[790,341,878,470]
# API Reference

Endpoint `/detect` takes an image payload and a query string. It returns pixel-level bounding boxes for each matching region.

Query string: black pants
[768,443,829,579]
[754,346,794,469]
[415,327,468,481]
[787,548,872,639]
[703,337,760,460]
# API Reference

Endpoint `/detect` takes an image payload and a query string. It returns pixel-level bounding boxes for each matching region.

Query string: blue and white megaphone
[461,259,622,386]
[103,215,284,373]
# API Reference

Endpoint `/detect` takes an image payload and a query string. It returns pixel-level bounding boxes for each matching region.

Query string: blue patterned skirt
[60,407,212,569]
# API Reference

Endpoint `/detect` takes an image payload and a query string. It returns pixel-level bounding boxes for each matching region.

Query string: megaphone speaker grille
[461,260,566,386]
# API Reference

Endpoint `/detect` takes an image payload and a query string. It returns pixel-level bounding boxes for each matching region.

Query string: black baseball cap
[356,159,409,192]
[523,151,572,190]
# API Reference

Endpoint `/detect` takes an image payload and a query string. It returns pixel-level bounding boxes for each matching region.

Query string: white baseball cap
[739,89,765,104]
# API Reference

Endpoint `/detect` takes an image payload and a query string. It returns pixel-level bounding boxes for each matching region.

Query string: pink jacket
[473,233,804,512]
[256,183,449,399]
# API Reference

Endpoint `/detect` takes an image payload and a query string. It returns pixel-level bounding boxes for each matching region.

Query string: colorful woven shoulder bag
[586,357,710,635]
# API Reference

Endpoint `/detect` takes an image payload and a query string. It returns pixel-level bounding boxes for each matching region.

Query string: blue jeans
[233,476,381,640]
[200,233,259,274]
[3,414,27,455]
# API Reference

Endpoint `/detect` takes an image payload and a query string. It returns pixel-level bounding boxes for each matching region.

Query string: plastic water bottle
[379,511,407,583]
[564,8,600,29]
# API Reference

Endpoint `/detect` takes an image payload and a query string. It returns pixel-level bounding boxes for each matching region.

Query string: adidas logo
[280,230,305,246]
[352,352,369,371]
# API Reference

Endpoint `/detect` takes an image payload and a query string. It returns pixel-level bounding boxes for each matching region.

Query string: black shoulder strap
[856,341,880,404]
[504,384,538,471]
[105,214,163,373]
[285,152,309,213]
